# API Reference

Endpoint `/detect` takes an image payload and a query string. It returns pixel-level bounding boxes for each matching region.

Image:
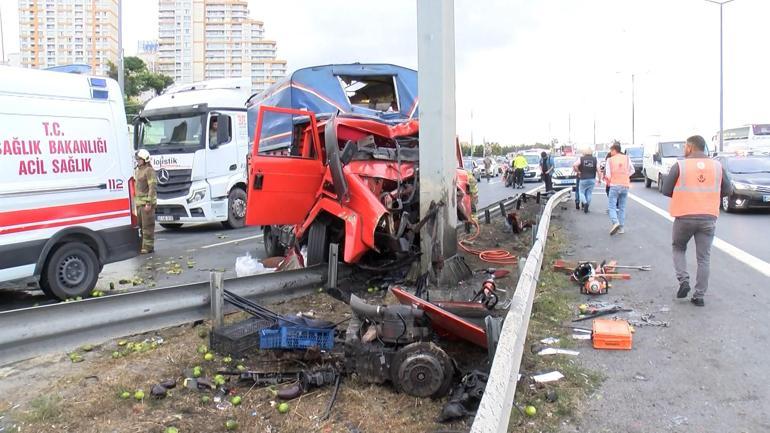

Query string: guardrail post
[498,200,507,218]
[327,243,339,290]
[210,271,224,330]
[484,209,491,224]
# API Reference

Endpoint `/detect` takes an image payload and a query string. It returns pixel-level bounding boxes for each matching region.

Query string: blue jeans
[608,185,629,226]
[578,179,596,206]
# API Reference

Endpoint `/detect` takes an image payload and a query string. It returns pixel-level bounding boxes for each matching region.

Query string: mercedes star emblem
[157,169,170,184]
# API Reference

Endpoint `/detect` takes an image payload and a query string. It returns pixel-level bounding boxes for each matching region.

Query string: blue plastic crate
[259,325,334,350]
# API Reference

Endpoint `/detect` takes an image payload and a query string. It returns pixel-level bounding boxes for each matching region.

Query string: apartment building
[157,0,287,93]
[17,0,119,76]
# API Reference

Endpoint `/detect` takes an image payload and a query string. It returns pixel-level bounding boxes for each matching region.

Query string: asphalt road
[0,177,535,311]
[556,184,770,433]
[628,181,770,263]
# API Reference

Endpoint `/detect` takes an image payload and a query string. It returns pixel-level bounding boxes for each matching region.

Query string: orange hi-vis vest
[607,154,631,187]
[669,158,722,217]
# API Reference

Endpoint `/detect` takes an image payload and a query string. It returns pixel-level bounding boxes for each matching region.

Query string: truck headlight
[187,188,207,204]
[732,181,755,191]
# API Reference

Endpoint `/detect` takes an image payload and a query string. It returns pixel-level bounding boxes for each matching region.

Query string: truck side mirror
[653,152,661,163]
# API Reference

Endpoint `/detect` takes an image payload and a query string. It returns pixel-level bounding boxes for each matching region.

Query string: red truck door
[245,106,325,226]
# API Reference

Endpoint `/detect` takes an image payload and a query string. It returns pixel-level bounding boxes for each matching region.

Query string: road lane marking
[628,193,770,278]
[201,233,263,249]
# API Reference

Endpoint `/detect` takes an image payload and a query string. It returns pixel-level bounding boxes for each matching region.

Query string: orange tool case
[592,319,633,350]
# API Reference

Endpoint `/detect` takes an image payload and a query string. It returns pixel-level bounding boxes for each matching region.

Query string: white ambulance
[0,66,139,300]
[134,78,252,229]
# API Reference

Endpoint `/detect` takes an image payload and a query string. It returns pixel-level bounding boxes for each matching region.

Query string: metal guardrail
[0,266,331,366]
[470,187,571,433]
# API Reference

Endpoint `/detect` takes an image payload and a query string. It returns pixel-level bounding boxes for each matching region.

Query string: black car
[625,147,645,180]
[715,154,770,212]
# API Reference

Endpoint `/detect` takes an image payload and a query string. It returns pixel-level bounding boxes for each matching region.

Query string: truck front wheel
[306,221,328,266]
[40,242,100,300]
[222,187,247,229]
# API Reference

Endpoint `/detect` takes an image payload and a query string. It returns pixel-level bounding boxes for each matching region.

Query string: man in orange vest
[662,135,731,307]
[604,143,633,235]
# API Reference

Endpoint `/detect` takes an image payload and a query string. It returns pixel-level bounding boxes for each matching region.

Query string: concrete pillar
[417,0,458,278]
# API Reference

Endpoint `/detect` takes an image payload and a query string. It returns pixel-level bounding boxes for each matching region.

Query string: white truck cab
[134,78,252,229]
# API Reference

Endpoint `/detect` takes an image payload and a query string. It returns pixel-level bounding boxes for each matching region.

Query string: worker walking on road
[483,155,493,183]
[573,147,598,213]
[513,153,528,188]
[605,143,632,235]
[662,135,731,307]
[134,149,158,254]
[540,151,555,193]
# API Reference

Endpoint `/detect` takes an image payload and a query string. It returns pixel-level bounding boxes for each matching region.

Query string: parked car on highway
[523,153,542,182]
[0,66,139,300]
[551,156,578,189]
[594,150,609,173]
[474,157,499,179]
[625,146,645,180]
[714,154,770,212]
[643,139,686,192]
[463,157,482,180]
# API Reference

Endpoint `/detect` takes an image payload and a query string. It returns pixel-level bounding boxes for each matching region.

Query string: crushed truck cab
[244,64,471,266]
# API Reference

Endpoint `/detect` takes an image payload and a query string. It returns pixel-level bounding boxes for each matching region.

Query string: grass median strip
[508,216,603,432]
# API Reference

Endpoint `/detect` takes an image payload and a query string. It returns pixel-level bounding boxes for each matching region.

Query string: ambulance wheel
[40,242,100,300]
[222,187,247,229]
[306,221,328,266]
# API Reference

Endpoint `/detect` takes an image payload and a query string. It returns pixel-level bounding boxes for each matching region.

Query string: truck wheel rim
[58,254,86,287]
[233,198,246,218]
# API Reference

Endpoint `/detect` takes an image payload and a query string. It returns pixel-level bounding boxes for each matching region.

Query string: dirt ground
[0,198,548,433]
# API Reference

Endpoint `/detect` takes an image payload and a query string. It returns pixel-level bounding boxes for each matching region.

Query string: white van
[0,66,138,299]
[712,124,770,154]
[134,78,252,229]
[643,137,711,192]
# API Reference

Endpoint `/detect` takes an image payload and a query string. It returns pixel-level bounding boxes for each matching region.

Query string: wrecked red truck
[244,64,473,266]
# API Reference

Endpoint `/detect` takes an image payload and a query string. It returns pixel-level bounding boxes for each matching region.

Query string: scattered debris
[540,337,560,345]
[537,348,580,356]
[437,370,488,423]
[629,313,669,328]
[531,371,565,383]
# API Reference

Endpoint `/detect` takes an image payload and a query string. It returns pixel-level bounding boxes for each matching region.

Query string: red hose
[458,218,518,265]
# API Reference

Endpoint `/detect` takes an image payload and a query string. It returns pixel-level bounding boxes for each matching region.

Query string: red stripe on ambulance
[0,198,130,228]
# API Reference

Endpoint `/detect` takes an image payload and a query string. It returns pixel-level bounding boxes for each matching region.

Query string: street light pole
[117,0,125,95]
[0,5,6,64]
[705,0,735,153]
[631,73,635,146]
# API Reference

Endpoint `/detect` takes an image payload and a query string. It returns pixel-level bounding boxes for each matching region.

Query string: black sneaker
[584,203,589,213]
[676,281,691,299]
[691,297,705,307]
[576,201,581,210]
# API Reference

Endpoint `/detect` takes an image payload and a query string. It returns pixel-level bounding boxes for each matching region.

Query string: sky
[2,0,770,147]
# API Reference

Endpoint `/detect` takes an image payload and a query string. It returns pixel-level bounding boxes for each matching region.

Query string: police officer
[662,135,731,307]
[134,149,158,254]
[512,153,528,188]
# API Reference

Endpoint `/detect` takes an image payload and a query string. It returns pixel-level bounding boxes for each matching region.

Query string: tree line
[460,142,553,157]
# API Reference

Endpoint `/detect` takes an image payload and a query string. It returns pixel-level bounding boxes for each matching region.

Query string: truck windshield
[660,141,685,158]
[139,114,204,153]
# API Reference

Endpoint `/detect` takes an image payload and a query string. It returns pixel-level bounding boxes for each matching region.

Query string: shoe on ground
[618,226,625,234]
[584,203,589,213]
[140,248,154,254]
[676,281,691,298]
[610,223,621,235]
[576,201,581,210]
[691,297,705,307]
